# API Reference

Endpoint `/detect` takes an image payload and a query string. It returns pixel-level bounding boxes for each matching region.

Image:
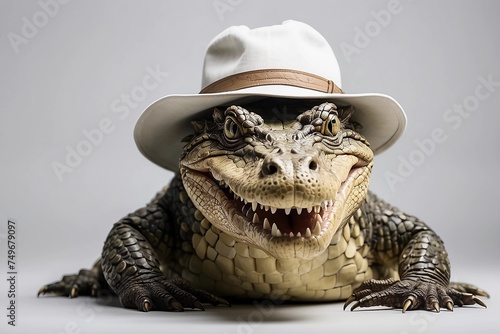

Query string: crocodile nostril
[261,154,318,177]
[309,160,318,171]
[263,162,279,176]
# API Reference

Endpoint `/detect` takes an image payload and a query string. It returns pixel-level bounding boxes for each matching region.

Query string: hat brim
[134,85,406,171]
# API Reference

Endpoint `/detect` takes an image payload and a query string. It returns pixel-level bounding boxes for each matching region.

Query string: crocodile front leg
[344,193,488,312]
[102,201,228,312]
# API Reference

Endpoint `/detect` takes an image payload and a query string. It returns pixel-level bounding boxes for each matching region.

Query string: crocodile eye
[321,114,340,136]
[224,117,243,140]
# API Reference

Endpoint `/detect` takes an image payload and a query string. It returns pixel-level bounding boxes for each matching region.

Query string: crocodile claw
[168,301,184,312]
[344,278,488,312]
[343,295,356,310]
[472,296,487,308]
[37,286,49,297]
[118,278,229,312]
[70,286,78,298]
[193,300,206,311]
[402,297,414,313]
[142,299,152,312]
[431,301,440,313]
[349,301,360,311]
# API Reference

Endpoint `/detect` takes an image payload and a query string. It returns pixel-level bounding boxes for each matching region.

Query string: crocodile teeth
[312,220,321,236]
[263,218,271,230]
[320,200,333,209]
[245,207,252,218]
[271,223,282,237]
[239,196,329,238]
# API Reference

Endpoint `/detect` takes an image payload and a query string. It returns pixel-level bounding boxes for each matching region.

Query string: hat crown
[201,20,342,91]
[134,21,406,171]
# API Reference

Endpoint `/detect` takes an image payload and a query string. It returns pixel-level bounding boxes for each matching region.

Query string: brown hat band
[200,69,344,94]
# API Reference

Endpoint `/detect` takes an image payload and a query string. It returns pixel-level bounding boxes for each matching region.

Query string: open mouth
[217,179,333,238]
[207,171,358,240]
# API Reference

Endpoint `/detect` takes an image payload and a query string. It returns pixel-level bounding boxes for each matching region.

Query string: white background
[1,0,499,333]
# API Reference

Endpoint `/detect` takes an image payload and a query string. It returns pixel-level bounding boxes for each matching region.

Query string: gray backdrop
[1,1,499,333]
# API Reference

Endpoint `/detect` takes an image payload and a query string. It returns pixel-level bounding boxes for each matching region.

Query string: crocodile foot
[344,278,488,312]
[38,268,102,298]
[117,278,230,312]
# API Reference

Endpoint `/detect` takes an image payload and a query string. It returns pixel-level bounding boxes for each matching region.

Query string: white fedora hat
[134,20,406,171]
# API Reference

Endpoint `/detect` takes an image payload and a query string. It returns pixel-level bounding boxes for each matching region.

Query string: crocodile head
[180,100,373,260]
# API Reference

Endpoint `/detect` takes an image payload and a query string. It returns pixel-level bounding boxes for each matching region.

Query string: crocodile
[39,99,488,312]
